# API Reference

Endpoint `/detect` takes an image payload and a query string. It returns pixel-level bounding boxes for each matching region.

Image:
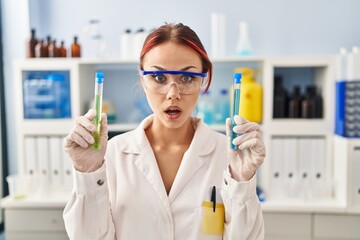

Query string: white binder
[62,136,73,190]
[353,147,360,206]
[24,136,37,176]
[298,138,312,199]
[270,137,284,199]
[283,137,298,198]
[49,136,63,188]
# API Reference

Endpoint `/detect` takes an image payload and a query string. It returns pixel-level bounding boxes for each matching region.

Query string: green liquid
[93,94,102,150]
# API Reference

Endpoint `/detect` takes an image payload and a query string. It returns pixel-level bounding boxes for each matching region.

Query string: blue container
[23,73,71,119]
[335,80,360,137]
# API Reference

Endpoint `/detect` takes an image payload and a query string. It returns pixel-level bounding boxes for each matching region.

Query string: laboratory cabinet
[3,56,360,239]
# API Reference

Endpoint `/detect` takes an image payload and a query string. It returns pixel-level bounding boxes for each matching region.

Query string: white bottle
[336,47,347,80]
[236,21,252,56]
[133,28,147,60]
[120,29,133,60]
[211,13,226,58]
[347,46,360,81]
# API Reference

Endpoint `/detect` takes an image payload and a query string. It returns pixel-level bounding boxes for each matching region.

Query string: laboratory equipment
[230,73,242,150]
[93,72,104,150]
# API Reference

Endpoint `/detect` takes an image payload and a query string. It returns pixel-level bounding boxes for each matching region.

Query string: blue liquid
[231,88,241,150]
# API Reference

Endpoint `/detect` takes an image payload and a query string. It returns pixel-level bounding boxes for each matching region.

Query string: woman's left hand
[226,116,266,181]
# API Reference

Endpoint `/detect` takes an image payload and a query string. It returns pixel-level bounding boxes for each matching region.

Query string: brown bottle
[35,39,47,58]
[42,36,51,58]
[71,36,81,58]
[48,40,60,57]
[59,41,67,58]
[26,29,38,58]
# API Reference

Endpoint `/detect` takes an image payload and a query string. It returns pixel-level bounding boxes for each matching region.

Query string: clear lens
[142,72,204,95]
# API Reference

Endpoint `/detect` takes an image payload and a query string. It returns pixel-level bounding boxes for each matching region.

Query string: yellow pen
[93,72,104,150]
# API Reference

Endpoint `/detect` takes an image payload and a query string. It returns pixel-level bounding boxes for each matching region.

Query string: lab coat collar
[120,114,216,156]
[120,114,217,205]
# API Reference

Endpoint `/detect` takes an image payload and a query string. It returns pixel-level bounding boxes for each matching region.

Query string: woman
[63,23,266,240]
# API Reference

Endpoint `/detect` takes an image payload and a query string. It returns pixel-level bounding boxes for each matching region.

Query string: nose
[166,82,181,100]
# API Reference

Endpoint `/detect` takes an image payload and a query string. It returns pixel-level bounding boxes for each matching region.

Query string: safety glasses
[140,70,207,95]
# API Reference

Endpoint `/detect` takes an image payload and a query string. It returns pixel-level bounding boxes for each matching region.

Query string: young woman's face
[142,41,203,129]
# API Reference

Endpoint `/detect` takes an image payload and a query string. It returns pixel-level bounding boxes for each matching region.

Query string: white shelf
[261,199,346,213]
[22,119,73,135]
[1,193,70,209]
[267,119,330,136]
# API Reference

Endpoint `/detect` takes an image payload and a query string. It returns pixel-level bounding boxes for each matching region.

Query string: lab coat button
[97,179,104,186]
[224,179,228,185]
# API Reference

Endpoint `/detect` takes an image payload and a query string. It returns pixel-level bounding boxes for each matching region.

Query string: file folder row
[269,136,332,201]
[23,135,73,194]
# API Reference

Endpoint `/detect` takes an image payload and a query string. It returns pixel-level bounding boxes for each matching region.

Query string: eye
[181,75,194,82]
[151,74,166,83]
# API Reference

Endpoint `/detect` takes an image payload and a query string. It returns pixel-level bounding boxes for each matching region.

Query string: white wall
[30,0,360,57]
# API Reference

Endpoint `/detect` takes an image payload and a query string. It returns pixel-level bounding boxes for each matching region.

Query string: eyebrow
[150,65,199,71]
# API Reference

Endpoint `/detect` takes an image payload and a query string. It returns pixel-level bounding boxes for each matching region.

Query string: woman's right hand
[63,109,108,173]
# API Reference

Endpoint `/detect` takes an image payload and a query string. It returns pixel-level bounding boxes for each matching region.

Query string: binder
[298,138,311,199]
[353,147,360,206]
[24,136,37,176]
[311,138,326,182]
[49,136,63,189]
[283,137,298,198]
[270,137,284,199]
[62,136,73,190]
[36,136,50,195]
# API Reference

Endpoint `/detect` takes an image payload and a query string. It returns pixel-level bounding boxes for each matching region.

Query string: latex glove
[63,109,108,173]
[226,115,266,182]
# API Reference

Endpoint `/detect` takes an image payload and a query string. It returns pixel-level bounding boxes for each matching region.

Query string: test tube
[230,73,242,150]
[93,72,104,150]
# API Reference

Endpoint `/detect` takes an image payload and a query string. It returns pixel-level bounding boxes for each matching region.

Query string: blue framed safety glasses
[140,70,207,95]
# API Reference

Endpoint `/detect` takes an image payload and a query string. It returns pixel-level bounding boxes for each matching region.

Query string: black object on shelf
[273,75,288,118]
[301,85,323,118]
[288,85,302,118]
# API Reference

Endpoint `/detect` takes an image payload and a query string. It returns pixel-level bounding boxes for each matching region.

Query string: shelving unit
[2,56,360,239]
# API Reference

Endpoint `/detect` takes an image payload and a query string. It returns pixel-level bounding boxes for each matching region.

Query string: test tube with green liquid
[93,72,104,150]
[230,73,242,150]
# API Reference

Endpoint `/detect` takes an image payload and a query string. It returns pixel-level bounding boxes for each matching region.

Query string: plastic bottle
[120,29,133,60]
[214,89,230,124]
[197,91,215,124]
[59,41,67,57]
[273,75,288,118]
[336,48,347,81]
[288,86,302,118]
[236,21,252,56]
[71,36,81,58]
[236,67,263,123]
[26,28,38,58]
[211,13,226,58]
[133,28,146,59]
[347,46,360,81]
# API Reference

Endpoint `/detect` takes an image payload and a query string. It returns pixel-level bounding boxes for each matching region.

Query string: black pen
[211,186,216,212]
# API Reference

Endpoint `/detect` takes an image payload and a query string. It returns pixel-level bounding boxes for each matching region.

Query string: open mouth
[164,107,182,119]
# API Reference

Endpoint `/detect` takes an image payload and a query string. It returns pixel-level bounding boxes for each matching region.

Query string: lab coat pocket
[194,202,224,240]
[200,201,225,235]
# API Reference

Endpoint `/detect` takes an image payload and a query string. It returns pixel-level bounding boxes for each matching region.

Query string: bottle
[288,86,302,118]
[48,40,59,57]
[35,39,47,58]
[59,41,67,57]
[71,36,81,58]
[273,75,288,118]
[26,28,38,58]
[210,13,226,58]
[120,29,133,60]
[301,85,316,118]
[133,28,146,59]
[236,21,252,56]
[336,48,347,81]
[197,91,215,124]
[236,67,263,123]
[214,88,230,124]
[43,35,51,58]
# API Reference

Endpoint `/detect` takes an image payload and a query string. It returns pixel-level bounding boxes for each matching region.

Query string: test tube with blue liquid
[93,72,104,150]
[231,73,242,150]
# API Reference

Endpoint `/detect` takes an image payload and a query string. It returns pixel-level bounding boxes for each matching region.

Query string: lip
[164,105,183,120]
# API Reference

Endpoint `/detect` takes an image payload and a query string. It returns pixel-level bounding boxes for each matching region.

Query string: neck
[145,117,195,147]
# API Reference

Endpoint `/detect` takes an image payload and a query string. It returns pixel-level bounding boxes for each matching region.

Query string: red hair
[140,23,212,93]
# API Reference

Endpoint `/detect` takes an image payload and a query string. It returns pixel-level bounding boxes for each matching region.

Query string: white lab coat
[63,115,264,240]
